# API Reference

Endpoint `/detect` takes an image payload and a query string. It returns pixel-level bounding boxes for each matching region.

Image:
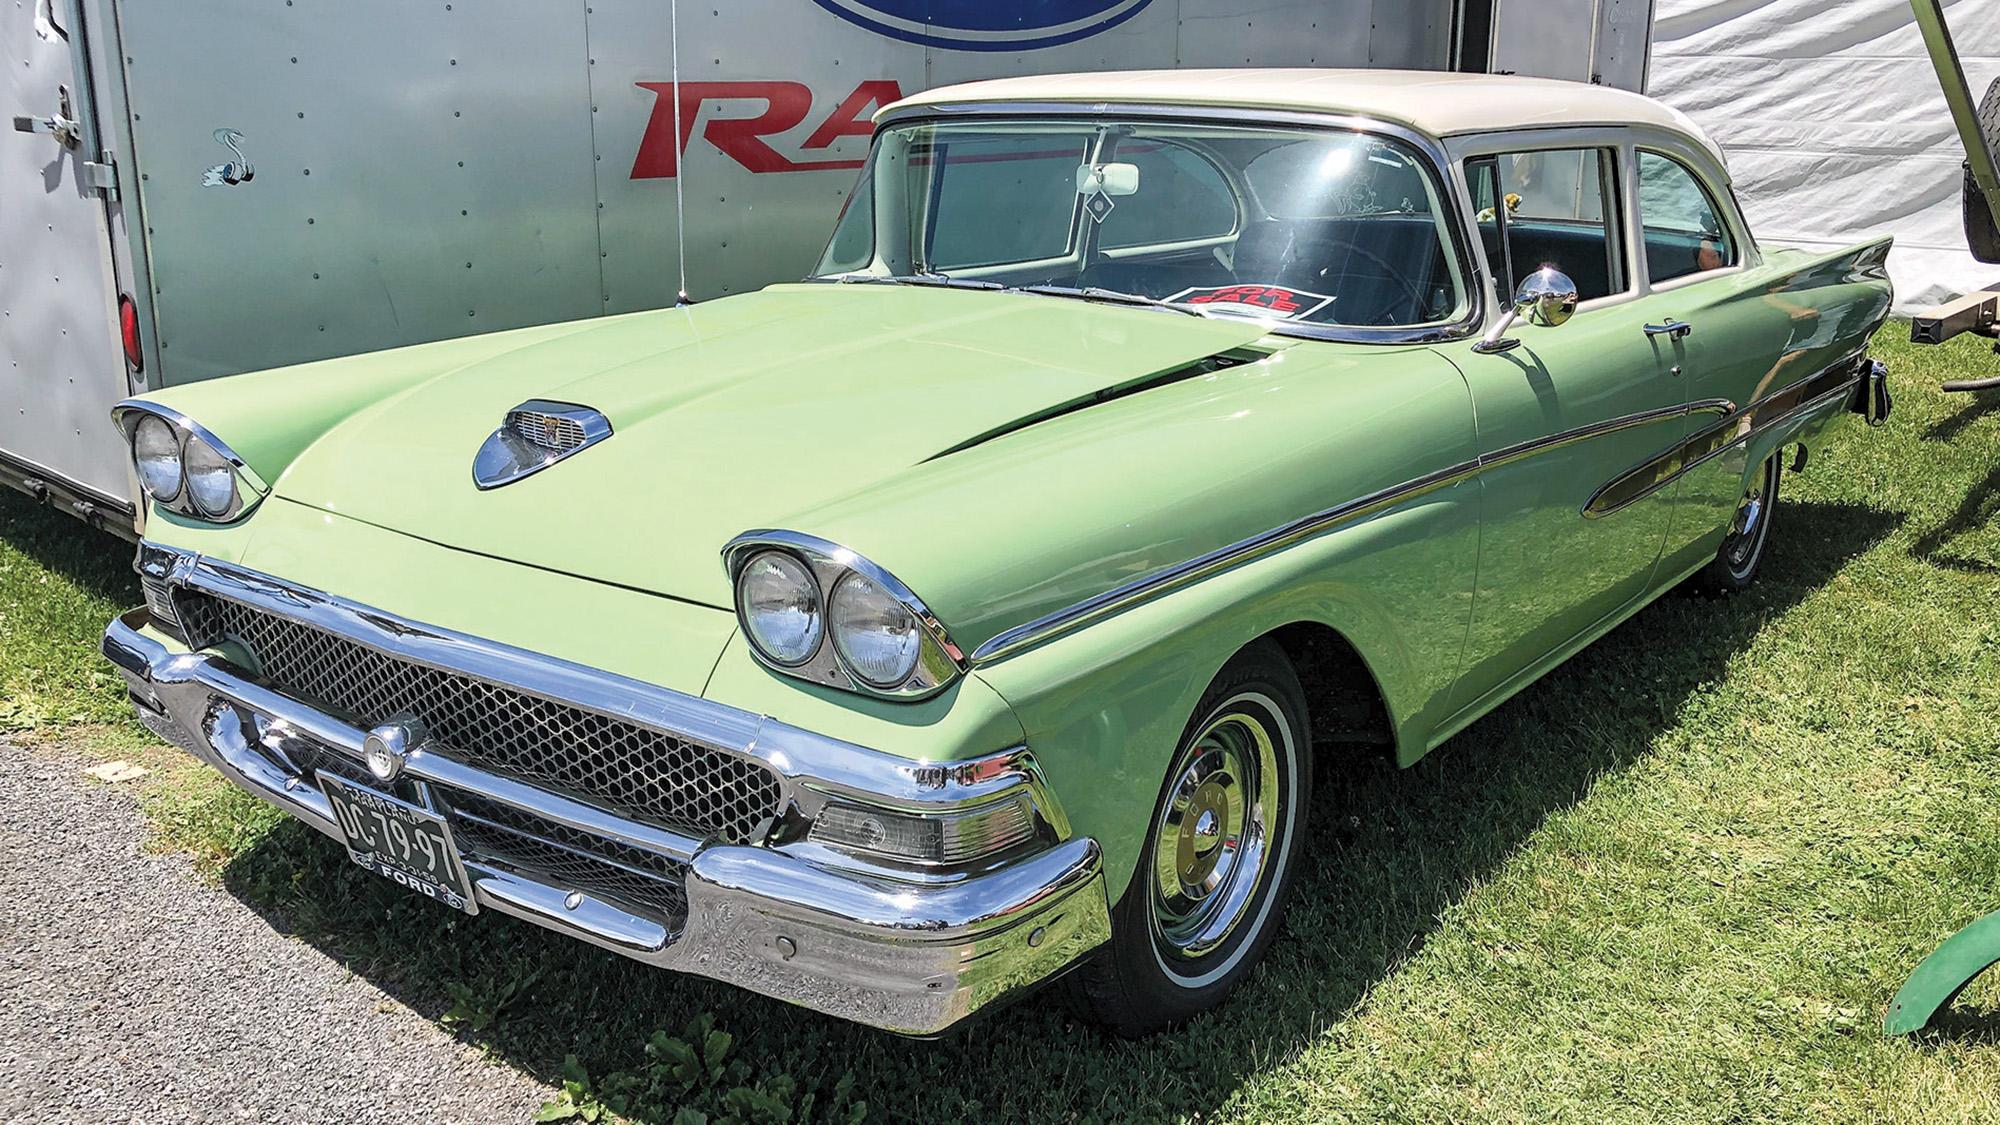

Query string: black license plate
[318,774,477,914]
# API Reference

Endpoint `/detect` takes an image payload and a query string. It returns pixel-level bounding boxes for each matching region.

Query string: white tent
[1649,0,2000,312]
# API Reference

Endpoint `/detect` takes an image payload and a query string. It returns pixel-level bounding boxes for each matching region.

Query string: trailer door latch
[12,83,80,149]
[11,111,80,149]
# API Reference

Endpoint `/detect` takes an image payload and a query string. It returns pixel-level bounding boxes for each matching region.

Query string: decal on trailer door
[200,128,255,187]
[629,80,903,178]
[811,0,1154,50]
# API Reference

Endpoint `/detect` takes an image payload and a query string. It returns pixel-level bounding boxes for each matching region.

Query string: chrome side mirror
[1473,266,1579,354]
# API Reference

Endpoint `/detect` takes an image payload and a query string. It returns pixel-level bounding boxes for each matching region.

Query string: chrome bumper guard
[105,593,1109,1036]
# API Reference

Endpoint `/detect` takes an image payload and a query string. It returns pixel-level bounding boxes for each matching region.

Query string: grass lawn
[9,323,2000,1123]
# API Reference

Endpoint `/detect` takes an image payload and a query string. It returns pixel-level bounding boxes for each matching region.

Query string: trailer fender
[1886,908,2000,1035]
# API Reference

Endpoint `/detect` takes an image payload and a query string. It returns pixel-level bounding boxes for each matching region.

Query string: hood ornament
[473,400,612,490]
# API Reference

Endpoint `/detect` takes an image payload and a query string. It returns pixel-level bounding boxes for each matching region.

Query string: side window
[924,132,1091,270]
[1097,141,1235,250]
[1469,158,1509,302]
[1478,147,1623,301]
[1638,151,1737,284]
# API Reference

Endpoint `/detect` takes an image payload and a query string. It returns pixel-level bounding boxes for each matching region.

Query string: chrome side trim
[1583,353,1868,519]
[866,103,1486,347]
[472,399,613,490]
[969,397,1736,666]
[721,529,967,700]
[110,398,270,523]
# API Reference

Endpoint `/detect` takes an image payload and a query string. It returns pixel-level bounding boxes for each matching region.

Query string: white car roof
[882,69,1721,158]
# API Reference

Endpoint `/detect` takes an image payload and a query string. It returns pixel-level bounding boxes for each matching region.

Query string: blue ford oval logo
[812,0,1153,51]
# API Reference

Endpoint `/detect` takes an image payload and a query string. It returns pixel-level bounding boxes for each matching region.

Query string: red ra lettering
[631,79,903,178]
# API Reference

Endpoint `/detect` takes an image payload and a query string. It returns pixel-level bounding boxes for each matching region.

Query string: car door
[1440,139,1693,722]
[1625,145,1798,579]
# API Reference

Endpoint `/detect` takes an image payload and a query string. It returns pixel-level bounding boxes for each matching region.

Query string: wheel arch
[975,521,1459,895]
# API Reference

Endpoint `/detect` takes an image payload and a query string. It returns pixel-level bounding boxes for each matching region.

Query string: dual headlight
[113,402,265,522]
[727,533,962,699]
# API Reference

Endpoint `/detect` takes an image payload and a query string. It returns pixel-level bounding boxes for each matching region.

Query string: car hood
[270,283,1274,609]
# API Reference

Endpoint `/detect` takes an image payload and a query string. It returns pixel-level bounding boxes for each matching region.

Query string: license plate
[318,774,477,914]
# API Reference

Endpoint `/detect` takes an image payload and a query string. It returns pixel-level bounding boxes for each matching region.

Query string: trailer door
[1,0,136,518]
[1481,0,1655,92]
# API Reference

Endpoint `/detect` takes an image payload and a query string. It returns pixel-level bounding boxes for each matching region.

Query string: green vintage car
[102,71,1894,1036]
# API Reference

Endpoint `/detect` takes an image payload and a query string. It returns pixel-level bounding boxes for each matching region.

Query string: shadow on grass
[0,489,138,605]
[212,499,1899,1122]
[1909,455,2000,575]
[1923,390,2000,444]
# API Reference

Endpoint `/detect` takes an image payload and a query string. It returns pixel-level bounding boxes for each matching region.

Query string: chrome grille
[176,592,782,842]
[506,410,587,452]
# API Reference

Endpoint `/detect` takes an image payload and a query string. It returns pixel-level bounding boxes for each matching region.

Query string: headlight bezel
[111,400,268,524]
[724,530,964,700]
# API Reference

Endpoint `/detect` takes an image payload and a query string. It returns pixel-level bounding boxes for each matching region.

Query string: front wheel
[1691,453,1782,596]
[1070,641,1311,1036]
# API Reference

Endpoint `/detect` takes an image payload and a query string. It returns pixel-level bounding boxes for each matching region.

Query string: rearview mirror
[1077,162,1140,197]
[1473,266,1578,354]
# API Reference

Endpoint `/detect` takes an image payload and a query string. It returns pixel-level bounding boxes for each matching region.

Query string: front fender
[975,480,1479,898]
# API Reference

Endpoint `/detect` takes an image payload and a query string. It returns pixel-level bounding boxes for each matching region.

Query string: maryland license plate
[318,774,477,914]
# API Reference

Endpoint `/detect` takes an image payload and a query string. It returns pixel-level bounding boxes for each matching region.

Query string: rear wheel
[1691,454,1781,595]
[1071,641,1310,1036]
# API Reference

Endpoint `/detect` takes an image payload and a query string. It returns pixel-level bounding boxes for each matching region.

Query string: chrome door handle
[1644,318,1693,340]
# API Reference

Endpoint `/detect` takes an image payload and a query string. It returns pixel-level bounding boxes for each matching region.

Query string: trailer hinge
[83,149,118,200]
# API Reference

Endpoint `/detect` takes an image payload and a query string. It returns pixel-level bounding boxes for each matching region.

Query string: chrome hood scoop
[473,401,613,490]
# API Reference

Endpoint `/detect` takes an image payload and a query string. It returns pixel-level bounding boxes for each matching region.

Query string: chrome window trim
[472,399,613,490]
[110,398,270,523]
[722,529,966,700]
[141,544,1049,825]
[866,102,1486,346]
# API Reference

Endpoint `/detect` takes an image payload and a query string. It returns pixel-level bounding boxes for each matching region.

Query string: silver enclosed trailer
[3,0,1654,536]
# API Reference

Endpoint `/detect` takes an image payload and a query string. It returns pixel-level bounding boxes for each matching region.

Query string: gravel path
[0,740,554,1123]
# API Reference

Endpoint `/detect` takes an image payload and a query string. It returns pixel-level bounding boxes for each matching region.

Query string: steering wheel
[1284,236,1431,325]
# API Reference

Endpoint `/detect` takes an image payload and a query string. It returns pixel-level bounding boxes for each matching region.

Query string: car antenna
[670,0,693,307]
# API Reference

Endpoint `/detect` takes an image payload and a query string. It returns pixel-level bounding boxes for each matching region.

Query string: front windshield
[814,118,1468,331]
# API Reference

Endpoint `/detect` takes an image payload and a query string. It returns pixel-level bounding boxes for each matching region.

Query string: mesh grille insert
[447,792,690,925]
[178,591,782,843]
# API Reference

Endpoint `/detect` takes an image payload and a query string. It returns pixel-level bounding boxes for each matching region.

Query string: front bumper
[104,599,1109,1036]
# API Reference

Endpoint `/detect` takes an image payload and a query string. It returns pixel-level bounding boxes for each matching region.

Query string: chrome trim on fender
[969,397,1739,665]
[1583,352,1869,519]
[722,529,966,700]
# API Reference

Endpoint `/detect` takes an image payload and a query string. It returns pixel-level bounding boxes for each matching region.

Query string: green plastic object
[1886,909,2000,1035]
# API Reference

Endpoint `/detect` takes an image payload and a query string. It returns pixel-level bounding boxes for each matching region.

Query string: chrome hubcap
[1151,705,1282,962]
[1724,472,1769,570]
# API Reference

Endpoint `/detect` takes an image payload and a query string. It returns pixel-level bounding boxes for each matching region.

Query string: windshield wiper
[829,272,1004,291]
[1010,284,1206,317]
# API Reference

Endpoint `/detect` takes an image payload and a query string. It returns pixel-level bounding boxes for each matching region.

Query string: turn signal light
[810,795,1037,866]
